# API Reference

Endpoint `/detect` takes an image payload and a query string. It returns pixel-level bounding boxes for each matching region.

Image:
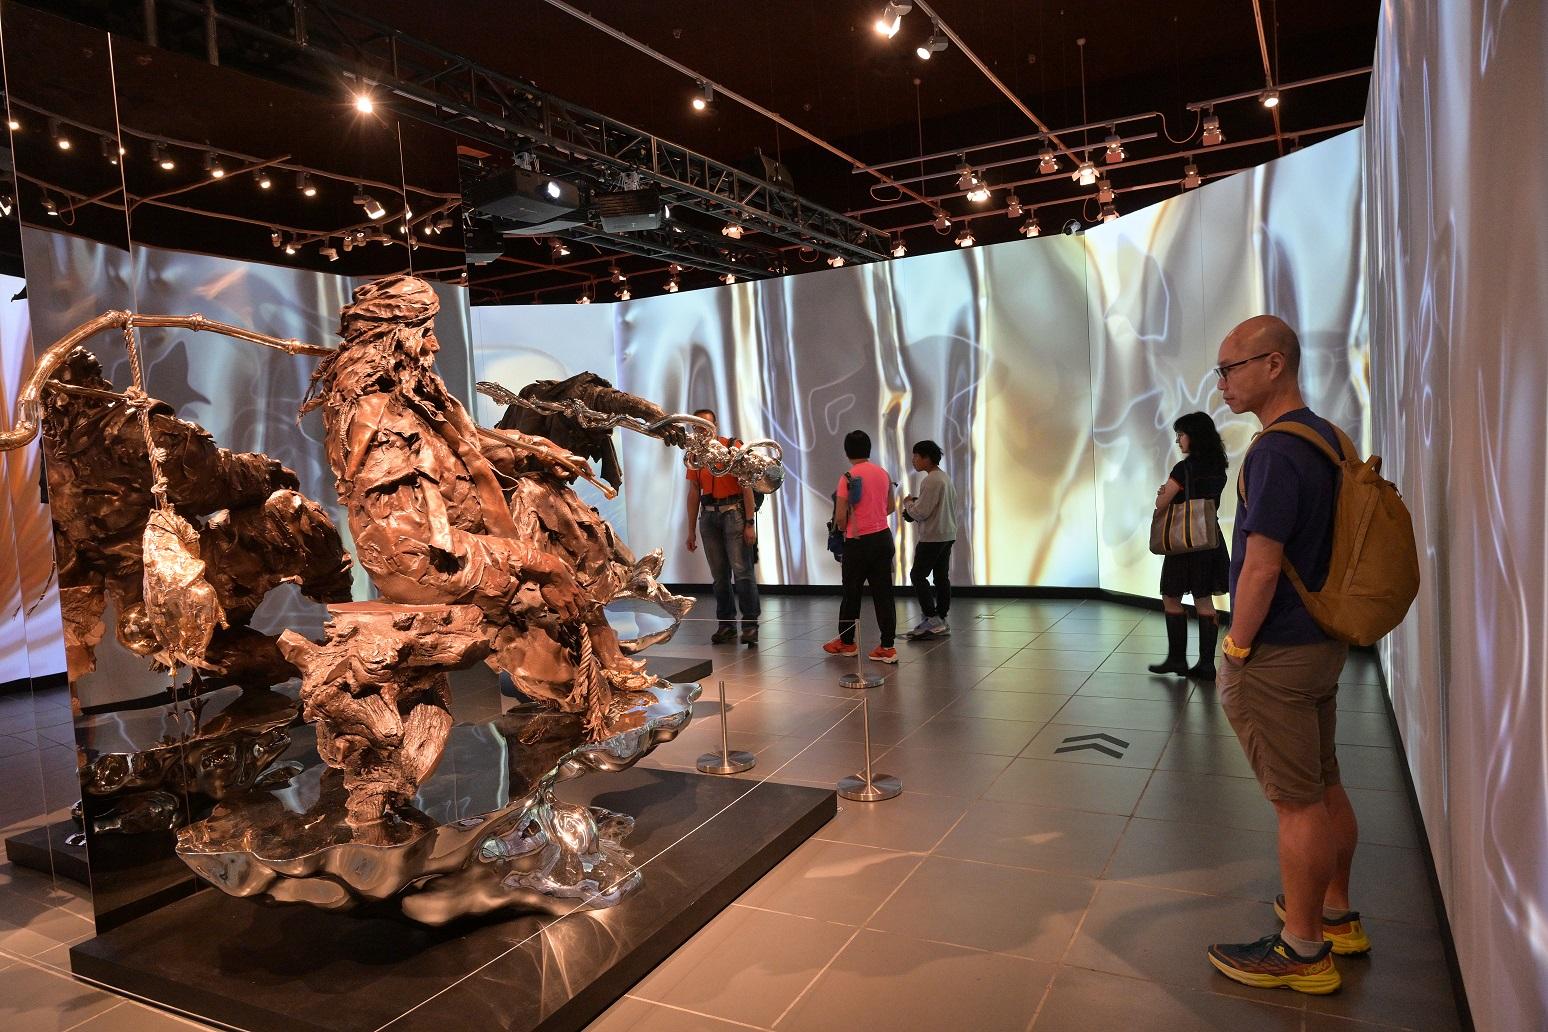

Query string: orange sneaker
[823,638,859,657]
[869,646,899,664]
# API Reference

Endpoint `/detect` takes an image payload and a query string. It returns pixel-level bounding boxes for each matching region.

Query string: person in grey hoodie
[901,440,957,638]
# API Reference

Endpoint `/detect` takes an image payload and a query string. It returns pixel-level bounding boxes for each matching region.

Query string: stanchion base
[837,773,902,802]
[697,750,757,775]
[838,673,886,689]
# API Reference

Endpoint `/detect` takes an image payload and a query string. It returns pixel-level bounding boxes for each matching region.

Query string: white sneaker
[906,619,933,638]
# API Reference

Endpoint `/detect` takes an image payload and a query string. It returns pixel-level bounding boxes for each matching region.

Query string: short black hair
[844,430,872,460]
[693,407,716,422]
[912,439,942,465]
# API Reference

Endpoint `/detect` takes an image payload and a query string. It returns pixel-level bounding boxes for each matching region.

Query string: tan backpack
[1240,421,1419,646]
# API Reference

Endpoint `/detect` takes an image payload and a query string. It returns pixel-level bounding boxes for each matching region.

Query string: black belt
[701,497,742,509]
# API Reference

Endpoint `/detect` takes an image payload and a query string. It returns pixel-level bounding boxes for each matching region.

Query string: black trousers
[839,530,897,647]
[910,540,954,618]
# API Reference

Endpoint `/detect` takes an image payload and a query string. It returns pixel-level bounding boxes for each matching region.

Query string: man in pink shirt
[824,430,899,664]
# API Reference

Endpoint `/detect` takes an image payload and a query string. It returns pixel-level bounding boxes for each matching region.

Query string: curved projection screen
[471,129,1369,593]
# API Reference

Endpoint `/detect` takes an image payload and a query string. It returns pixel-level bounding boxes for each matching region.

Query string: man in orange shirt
[684,408,760,645]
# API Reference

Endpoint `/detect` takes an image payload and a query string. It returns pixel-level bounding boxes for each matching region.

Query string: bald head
[1223,314,1301,372]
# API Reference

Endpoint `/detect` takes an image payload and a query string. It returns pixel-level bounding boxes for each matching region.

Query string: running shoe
[1206,932,1341,995]
[869,646,899,664]
[822,638,859,657]
[1274,895,1372,956]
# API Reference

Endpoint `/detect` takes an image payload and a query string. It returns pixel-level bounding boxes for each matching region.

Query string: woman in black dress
[1149,411,1229,680]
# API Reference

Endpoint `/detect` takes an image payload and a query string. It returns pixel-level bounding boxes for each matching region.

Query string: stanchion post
[838,617,884,690]
[837,692,901,801]
[697,679,755,774]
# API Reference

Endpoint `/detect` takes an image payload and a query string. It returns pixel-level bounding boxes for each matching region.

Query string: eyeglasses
[1213,351,1277,382]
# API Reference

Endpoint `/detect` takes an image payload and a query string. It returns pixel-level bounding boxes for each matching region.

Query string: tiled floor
[0,596,1463,1032]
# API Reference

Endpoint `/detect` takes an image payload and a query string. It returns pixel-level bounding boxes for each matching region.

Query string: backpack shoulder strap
[1257,420,1349,465]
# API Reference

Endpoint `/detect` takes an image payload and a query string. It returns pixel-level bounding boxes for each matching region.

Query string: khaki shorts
[1218,640,1350,804]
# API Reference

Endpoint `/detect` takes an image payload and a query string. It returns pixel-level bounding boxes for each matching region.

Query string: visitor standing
[1205,315,1364,996]
[823,430,899,664]
[684,408,760,646]
[902,439,957,639]
[1150,412,1230,679]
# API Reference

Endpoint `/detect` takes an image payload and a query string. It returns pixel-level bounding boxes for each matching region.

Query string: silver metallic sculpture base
[697,750,756,774]
[838,672,886,689]
[837,773,902,802]
[176,681,700,925]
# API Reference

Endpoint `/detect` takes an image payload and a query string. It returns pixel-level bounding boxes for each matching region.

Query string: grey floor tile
[971,668,1090,695]
[1022,724,1171,769]
[935,798,1128,877]
[1334,710,1400,748]
[1026,631,1131,651]
[1105,817,1281,901]
[776,928,1054,1032]
[1031,965,1303,1032]
[817,706,942,747]
[983,757,1152,816]
[1097,650,1194,676]
[1051,695,1188,733]
[1076,671,1197,702]
[999,649,1112,672]
[896,715,1041,757]
[1305,918,1461,1031]
[1335,744,1408,791]
[1335,682,1393,715]
[0,961,122,1031]
[1064,880,1303,1006]
[67,1002,219,1031]
[1157,731,1257,779]
[1351,844,1436,928]
[586,997,757,1031]
[1345,787,1422,850]
[1175,701,1241,738]
[1134,770,1279,834]
[867,855,1095,961]
[942,690,1070,723]
[815,790,969,852]
[868,746,1013,800]
[737,839,922,926]
[932,630,1041,648]
[632,905,853,1027]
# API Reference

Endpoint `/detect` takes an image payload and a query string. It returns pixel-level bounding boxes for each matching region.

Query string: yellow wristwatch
[1222,635,1253,660]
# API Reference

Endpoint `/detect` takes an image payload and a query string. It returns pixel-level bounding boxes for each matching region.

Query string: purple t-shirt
[1229,409,1340,645]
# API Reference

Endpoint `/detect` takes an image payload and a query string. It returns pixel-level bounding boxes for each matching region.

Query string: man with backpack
[684,408,760,646]
[1205,314,1418,996]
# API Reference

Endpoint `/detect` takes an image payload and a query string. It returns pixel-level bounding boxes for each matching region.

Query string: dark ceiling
[2,0,1380,303]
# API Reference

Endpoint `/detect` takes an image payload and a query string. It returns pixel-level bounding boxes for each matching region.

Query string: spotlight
[353,92,375,114]
[932,210,951,231]
[874,1,912,38]
[101,137,119,165]
[827,255,846,268]
[204,152,225,179]
[256,170,272,190]
[610,264,626,284]
[665,276,680,293]
[692,81,714,112]
[1182,162,1201,189]
[42,196,58,216]
[955,227,974,247]
[5,117,18,131]
[1019,215,1041,238]
[722,221,745,240]
[544,179,562,200]
[916,26,947,59]
[284,239,297,255]
[550,239,571,259]
[271,229,282,247]
[320,244,339,261]
[1202,113,1224,146]
[0,194,12,217]
[616,285,632,301]
[1072,160,1098,187]
[1103,131,1125,164]
[153,142,175,171]
[966,183,991,203]
[721,272,738,284]
[50,119,70,151]
[1038,147,1059,174]
[891,237,908,257]
[955,160,981,193]
[1100,203,1119,223]
[297,171,317,197]
[353,188,386,219]
[1097,179,1114,204]
[435,216,452,231]
[1005,194,1022,219]
[1260,88,1280,109]
[577,290,592,305]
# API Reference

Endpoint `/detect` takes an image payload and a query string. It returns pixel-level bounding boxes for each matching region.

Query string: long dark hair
[1173,411,1228,473]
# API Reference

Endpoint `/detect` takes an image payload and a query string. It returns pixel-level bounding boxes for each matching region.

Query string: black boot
[1148,614,1191,675]
[1188,615,1218,680]
[740,622,759,647]
[711,623,738,644]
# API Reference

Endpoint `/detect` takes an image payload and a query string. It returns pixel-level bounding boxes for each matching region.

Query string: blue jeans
[699,507,760,625]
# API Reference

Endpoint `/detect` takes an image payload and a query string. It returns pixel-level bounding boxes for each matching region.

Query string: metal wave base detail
[175,681,700,924]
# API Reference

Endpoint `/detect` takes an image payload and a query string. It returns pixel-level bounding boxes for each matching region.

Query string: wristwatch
[1221,635,1253,660]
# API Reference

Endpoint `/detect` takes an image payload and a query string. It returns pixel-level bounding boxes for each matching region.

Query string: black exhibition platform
[71,768,835,1032]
